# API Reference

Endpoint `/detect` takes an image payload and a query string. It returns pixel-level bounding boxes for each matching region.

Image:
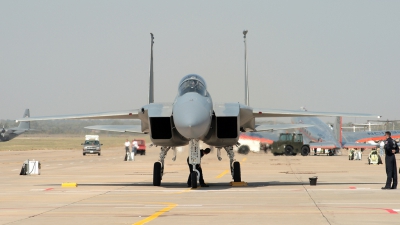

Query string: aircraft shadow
[36,181,384,189]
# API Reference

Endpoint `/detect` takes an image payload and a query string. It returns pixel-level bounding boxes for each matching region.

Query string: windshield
[178,79,207,96]
[293,134,303,142]
[85,140,99,145]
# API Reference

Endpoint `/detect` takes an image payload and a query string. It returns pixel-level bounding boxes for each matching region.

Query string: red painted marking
[44,188,54,191]
[129,113,132,115]
[356,134,400,143]
[258,112,262,114]
[239,134,274,144]
[385,209,398,214]
[349,186,356,189]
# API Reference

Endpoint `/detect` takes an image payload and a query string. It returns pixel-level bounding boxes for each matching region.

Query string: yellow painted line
[174,188,192,194]
[216,158,247,179]
[216,170,229,178]
[133,202,177,225]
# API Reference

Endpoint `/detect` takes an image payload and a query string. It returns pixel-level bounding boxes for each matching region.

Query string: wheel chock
[61,182,78,188]
[230,181,247,187]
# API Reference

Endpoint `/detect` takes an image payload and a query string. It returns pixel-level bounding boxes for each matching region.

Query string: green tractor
[270,133,310,156]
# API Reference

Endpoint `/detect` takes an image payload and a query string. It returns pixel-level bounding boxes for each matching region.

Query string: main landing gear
[153,146,174,186]
[221,146,241,182]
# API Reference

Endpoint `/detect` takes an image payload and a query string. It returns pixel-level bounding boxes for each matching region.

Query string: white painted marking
[393,209,400,212]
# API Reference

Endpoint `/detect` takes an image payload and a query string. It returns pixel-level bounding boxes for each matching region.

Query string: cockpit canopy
[178,74,207,96]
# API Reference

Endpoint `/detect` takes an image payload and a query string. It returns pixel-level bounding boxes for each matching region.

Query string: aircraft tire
[233,161,241,182]
[83,153,86,156]
[284,146,294,156]
[238,145,250,155]
[301,146,310,156]
[153,162,161,186]
[191,171,197,188]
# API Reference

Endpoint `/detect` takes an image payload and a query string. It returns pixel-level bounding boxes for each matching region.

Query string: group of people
[124,139,138,160]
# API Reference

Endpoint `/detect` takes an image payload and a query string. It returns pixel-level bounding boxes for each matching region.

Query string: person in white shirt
[132,140,138,155]
[124,139,131,161]
[380,140,385,157]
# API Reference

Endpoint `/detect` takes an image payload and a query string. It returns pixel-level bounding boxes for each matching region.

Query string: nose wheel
[191,171,198,188]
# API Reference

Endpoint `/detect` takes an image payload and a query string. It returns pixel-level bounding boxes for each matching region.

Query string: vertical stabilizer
[334,116,342,147]
[149,33,155,104]
[243,30,249,106]
[18,109,30,130]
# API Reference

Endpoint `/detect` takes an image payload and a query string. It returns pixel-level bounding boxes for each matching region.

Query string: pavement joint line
[285,156,332,225]
[132,202,177,225]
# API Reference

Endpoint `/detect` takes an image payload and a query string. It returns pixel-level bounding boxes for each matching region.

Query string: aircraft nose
[173,95,211,139]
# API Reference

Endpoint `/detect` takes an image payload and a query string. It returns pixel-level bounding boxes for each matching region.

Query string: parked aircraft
[1,109,31,142]
[17,32,380,188]
[293,108,400,153]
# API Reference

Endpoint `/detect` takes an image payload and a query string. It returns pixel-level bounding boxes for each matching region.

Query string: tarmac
[0,147,399,225]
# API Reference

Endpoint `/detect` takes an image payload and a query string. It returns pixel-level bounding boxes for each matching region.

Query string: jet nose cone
[173,94,211,139]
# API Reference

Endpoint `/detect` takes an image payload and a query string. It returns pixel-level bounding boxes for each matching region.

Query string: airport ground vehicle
[135,139,146,155]
[82,135,102,156]
[270,133,310,156]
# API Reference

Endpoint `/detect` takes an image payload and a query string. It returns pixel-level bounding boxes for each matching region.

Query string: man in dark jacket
[382,131,398,190]
[187,148,210,187]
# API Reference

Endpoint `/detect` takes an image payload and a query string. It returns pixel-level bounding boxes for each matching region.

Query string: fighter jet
[292,108,400,154]
[1,109,31,142]
[17,32,380,188]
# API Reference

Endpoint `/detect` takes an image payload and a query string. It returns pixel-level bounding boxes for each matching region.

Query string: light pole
[243,30,249,106]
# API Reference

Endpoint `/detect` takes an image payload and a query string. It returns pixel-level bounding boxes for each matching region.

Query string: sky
[1,1,399,124]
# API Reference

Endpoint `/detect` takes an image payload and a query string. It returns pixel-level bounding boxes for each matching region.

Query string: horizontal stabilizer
[16,110,140,122]
[309,142,338,149]
[255,123,313,132]
[84,125,142,133]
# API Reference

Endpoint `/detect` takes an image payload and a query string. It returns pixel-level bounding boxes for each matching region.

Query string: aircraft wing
[252,108,380,118]
[342,142,376,149]
[255,123,313,132]
[309,142,337,149]
[343,130,400,143]
[16,110,140,122]
[85,125,143,133]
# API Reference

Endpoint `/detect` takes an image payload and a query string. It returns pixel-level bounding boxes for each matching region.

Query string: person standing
[379,140,385,157]
[382,131,398,190]
[187,148,210,187]
[124,139,131,161]
[132,139,138,156]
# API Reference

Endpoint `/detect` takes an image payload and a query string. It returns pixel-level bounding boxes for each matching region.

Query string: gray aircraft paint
[1,109,31,142]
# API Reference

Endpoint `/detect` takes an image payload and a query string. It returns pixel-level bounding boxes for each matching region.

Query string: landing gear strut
[153,146,170,186]
[224,146,241,182]
[188,139,201,188]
